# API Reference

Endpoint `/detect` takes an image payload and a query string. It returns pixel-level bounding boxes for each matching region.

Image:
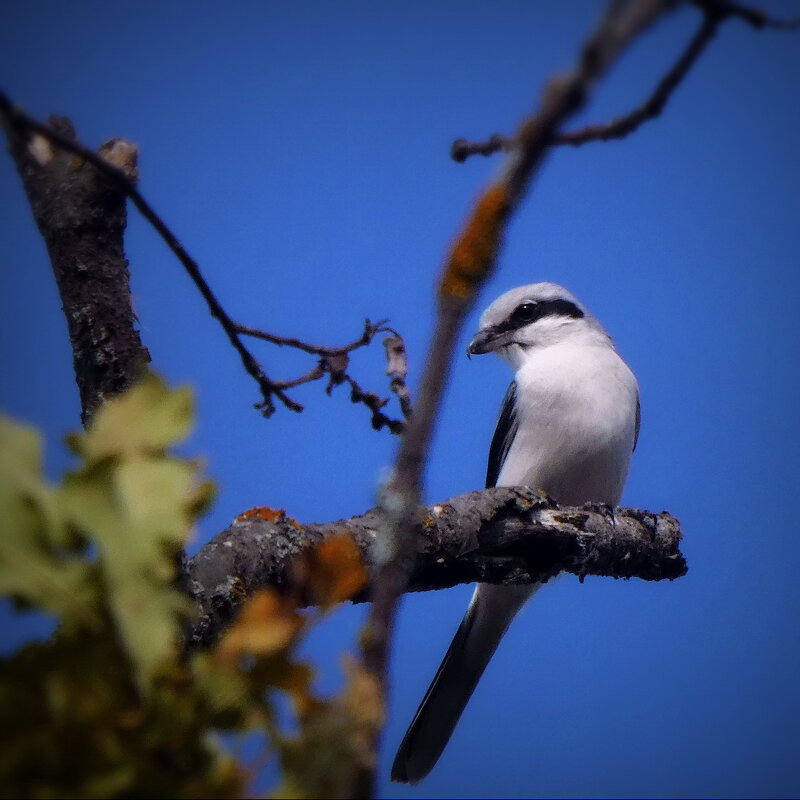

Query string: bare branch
[556,10,719,147]
[236,318,410,433]
[691,0,800,29]
[451,133,514,162]
[0,95,308,418]
[235,317,388,356]
[1,104,277,415]
[185,488,685,649]
[450,0,798,163]
[2,113,150,425]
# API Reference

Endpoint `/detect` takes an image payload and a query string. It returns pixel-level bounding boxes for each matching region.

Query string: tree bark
[4,114,150,425]
[186,487,685,647]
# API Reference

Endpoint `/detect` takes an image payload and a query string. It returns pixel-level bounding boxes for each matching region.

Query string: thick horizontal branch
[186,487,685,647]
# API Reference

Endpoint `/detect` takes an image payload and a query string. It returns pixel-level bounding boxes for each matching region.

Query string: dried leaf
[302,533,367,610]
[216,589,304,664]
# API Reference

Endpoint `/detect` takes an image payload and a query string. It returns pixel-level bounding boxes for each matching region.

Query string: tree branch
[0,95,298,417]
[450,0,798,163]
[185,487,685,648]
[691,0,800,30]
[1,94,410,432]
[556,9,718,147]
[2,114,150,426]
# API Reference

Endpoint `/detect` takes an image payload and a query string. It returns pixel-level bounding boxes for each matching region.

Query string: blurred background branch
[450,0,799,162]
[359,3,679,792]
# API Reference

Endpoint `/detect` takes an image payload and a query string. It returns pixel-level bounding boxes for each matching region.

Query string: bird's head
[467,282,608,368]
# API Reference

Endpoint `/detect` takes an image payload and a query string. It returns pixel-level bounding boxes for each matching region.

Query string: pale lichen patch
[28,133,53,165]
[98,138,139,179]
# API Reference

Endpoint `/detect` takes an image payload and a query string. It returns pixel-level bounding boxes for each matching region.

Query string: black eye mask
[502,298,584,333]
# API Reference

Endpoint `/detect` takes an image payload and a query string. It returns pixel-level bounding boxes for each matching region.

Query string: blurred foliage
[0,374,379,799]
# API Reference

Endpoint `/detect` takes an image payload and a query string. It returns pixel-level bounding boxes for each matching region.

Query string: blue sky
[2,1,799,797]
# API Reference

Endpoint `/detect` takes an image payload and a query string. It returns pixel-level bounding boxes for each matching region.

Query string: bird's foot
[585,501,618,527]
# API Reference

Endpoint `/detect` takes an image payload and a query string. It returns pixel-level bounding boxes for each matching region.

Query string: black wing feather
[633,393,641,452]
[486,381,518,489]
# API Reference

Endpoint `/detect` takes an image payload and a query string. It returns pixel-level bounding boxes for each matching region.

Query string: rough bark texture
[186,487,685,648]
[5,115,150,425]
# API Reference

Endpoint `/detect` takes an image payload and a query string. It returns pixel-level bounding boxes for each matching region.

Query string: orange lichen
[235,505,285,523]
[439,184,510,300]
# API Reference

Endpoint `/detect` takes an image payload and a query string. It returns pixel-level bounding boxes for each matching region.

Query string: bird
[391,282,640,784]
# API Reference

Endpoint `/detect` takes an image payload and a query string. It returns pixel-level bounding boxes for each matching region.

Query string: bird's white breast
[498,342,638,506]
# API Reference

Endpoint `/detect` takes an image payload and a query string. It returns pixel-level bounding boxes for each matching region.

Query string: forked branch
[1,93,409,430]
[451,0,798,163]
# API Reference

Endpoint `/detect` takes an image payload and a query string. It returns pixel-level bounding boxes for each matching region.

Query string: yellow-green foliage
[0,375,379,799]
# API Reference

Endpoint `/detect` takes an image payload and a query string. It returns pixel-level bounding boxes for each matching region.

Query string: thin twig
[451,134,513,162]
[237,318,410,433]
[344,375,405,434]
[234,318,390,356]
[691,0,800,29]
[271,365,325,390]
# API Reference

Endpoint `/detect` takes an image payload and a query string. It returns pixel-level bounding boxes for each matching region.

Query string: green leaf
[1,375,378,798]
[60,381,207,691]
[0,415,97,625]
[67,373,193,465]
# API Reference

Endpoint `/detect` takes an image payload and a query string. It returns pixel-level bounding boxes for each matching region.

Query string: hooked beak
[466,326,504,358]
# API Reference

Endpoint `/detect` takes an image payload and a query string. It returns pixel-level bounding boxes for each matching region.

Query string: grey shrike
[391,282,640,784]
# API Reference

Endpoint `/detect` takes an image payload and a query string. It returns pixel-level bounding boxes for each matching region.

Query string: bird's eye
[511,302,538,325]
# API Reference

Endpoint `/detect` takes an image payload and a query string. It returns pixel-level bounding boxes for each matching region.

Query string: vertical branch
[357,0,675,794]
[4,115,150,425]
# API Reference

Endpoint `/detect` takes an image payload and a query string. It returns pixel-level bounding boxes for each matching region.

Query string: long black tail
[391,583,535,784]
